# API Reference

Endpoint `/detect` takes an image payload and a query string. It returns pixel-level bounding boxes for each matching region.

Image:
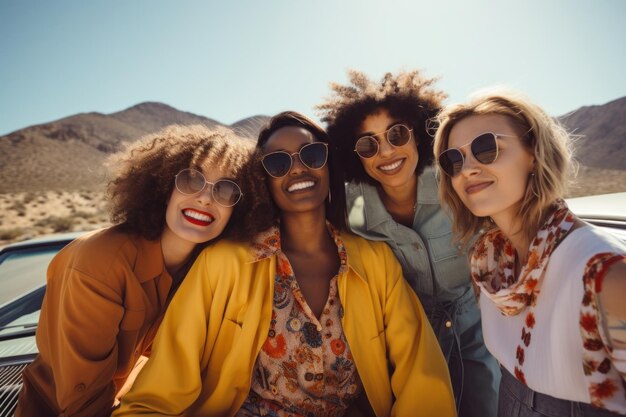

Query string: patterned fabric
[470,199,574,316]
[580,252,626,414]
[471,200,575,386]
[237,224,362,417]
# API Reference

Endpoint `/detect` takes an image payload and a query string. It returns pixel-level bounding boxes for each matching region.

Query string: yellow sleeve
[113,249,213,416]
[381,245,457,417]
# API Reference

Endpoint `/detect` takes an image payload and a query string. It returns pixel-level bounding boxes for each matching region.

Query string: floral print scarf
[470,199,575,316]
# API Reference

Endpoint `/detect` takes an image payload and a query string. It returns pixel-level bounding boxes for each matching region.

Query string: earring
[327,190,332,204]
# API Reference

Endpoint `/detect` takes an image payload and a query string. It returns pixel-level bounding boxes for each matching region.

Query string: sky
[1,0,625,136]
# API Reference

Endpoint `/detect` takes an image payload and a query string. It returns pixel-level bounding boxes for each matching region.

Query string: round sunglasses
[174,168,243,207]
[261,142,329,178]
[354,124,413,159]
[437,132,517,177]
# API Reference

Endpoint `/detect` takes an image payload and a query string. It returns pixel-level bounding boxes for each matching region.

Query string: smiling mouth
[287,180,315,193]
[465,182,493,195]
[378,159,404,172]
[182,209,215,226]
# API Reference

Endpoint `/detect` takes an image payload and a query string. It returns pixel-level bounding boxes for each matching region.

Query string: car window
[0,247,60,306]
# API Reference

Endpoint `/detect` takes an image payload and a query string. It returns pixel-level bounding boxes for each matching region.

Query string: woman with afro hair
[16,125,274,417]
[317,70,500,417]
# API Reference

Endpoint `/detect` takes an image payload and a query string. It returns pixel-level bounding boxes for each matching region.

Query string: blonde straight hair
[433,89,574,246]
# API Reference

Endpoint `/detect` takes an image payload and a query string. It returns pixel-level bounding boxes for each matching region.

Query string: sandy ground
[0,190,110,245]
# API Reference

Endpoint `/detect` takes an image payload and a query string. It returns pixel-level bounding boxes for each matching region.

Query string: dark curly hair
[106,124,274,242]
[257,111,348,231]
[316,69,447,185]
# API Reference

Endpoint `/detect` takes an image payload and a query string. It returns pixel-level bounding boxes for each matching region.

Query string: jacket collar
[360,166,441,231]
[132,234,168,283]
[249,225,366,283]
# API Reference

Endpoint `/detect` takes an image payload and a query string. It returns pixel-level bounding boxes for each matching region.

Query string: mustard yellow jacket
[114,232,455,417]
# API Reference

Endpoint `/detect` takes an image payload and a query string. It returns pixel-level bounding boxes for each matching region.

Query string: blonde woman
[434,90,626,416]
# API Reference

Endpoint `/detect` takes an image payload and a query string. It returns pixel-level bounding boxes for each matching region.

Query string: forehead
[263,126,316,153]
[448,114,516,148]
[196,158,232,181]
[358,108,397,134]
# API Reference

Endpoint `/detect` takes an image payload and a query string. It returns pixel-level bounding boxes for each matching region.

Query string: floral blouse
[236,225,363,417]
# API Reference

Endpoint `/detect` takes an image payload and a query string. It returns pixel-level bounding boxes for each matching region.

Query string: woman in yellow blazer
[115,112,455,417]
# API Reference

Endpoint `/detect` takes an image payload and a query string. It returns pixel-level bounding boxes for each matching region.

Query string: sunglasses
[174,168,243,207]
[261,142,329,178]
[354,124,413,159]
[437,132,517,177]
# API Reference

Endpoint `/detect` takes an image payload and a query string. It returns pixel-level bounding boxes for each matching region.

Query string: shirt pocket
[429,230,462,262]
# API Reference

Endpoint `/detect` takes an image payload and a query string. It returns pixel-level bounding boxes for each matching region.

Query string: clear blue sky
[1,0,625,136]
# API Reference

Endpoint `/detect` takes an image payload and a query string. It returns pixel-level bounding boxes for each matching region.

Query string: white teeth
[379,160,403,171]
[288,181,315,192]
[183,210,213,222]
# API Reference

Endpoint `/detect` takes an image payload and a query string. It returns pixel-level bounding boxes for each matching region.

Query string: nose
[195,183,215,205]
[459,154,481,178]
[289,153,307,175]
[378,135,394,157]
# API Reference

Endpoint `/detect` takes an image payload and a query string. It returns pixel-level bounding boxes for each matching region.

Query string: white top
[480,225,625,405]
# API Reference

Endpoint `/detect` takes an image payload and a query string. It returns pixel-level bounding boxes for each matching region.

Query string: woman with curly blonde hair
[318,70,500,416]
[434,89,626,416]
[16,125,274,417]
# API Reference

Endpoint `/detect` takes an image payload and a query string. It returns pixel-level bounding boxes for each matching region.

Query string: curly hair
[256,111,348,231]
[316,69,447,185]
[106,124,274,242]
[433,88,573,247]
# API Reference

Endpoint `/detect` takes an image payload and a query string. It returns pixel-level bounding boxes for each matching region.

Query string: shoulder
[343,232,398,266]
[52,226,141,270]
[196,239,254,265]
[559,225,625,260]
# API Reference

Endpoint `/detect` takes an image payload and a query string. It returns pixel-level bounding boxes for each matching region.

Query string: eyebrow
[358,121,404,137]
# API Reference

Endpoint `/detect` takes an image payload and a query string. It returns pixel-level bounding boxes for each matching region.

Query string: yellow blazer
[114,231,456,417]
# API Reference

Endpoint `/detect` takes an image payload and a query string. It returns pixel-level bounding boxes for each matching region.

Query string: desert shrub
[9,201,26,212]
[35,216,74,232]
[22,192,37,204]
[0,228,25,240]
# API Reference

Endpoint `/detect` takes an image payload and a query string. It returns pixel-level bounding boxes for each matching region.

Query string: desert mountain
[559,96,626,170]
[0,103,269,193]
[1,97,624,194]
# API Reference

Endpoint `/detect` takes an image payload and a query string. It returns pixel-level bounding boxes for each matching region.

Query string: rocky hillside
[0,103,269,193]
[560,96,626,170]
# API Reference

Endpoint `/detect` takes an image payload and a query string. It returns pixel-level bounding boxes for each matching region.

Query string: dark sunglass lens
[213,180,241,206]
[388,125,411,146]
[176,169,206,194]
[439,150,464,177]
[472,133,498,164]
[263,152,292,177]
[355,136,378,158]
[300,143,328,169]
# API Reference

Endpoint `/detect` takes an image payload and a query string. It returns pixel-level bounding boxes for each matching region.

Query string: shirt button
[74,383,86,392]
[445,320,452,329]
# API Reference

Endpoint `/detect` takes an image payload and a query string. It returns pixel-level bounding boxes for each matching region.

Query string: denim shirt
[346,167,500,416]
[346,167,471,305]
